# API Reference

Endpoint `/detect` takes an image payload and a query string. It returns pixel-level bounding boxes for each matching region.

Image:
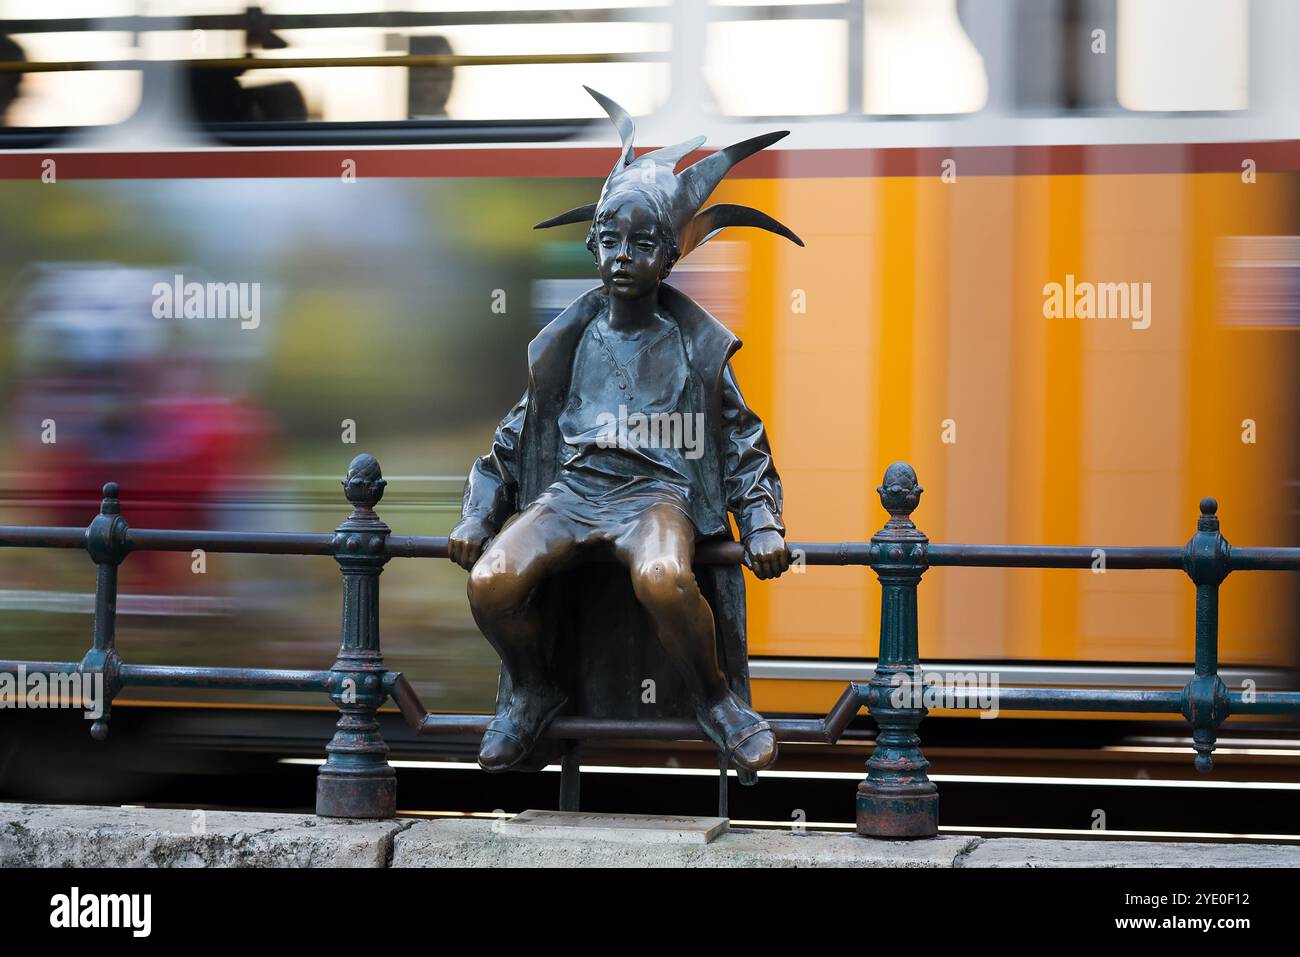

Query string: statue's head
[537,86,803,296]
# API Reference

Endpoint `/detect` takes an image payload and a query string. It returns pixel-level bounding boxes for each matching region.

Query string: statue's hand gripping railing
[2,454,1299,837]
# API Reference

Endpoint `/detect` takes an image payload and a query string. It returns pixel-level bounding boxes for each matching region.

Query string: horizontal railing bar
[0,659,333,692]
[414,713,492,736]
[769,719,834,742]
[415,712,842,743]
[385,535,448,559]
[543,717,691,740]
[858,685,1185,712]
[0,660,80,674]
[696,541,871,565]
[750,658,1297,689]
[0,527,86,549]
[1227,547,1300,571]
[772,541,874,564]
[5,526,1300,582]
[860,685,1300,715]
[926,544,1185,569]
[119,664,331,692]
[1228,691,1300,714]
[980,688,1184,712]
[124,529,336,555]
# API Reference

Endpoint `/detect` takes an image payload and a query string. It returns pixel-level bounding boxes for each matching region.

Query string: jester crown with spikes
[534,86,803,275]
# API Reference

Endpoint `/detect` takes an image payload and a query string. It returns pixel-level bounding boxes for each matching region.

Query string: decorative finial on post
[876,462,924,541]
[100,482,120,516]
[85,482,129,566]
[342,453,386,515]
[1198,497,1218,532]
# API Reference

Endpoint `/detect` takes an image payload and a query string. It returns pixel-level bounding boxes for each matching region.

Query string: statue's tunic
[461,283,783,544]
[538,306,695,532]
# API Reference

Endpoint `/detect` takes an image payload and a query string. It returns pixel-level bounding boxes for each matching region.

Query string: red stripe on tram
[1,140,1299,180]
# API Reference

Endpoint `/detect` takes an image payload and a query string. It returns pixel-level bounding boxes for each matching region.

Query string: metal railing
[2,453,1299,838]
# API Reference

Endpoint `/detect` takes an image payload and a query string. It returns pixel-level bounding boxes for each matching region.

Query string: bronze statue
[449,87,802,777]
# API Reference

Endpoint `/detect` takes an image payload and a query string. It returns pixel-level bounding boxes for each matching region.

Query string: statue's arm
[460,388,527,533]
[719,362,785,541]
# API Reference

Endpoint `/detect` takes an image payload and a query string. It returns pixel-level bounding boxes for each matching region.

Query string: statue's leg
[616,506,777,771]
[467,504,579,770]
[616,505,726,703]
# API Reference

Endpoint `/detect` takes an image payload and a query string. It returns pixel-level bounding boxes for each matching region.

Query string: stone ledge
[3,804,1298,867]
[393,818,980,867]
[0,803,411,868]
[954,836,1300,869]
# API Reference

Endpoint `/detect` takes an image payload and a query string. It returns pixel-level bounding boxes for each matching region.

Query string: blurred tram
[0,1,1299,796]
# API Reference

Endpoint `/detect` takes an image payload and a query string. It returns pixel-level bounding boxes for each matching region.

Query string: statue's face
[594,199,668,301]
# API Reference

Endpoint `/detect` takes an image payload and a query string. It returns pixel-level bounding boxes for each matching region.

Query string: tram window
[239,15,672,122]
[1011,0,1117,112]
[1116,0,1248,112]
[1005,0,1249,115]
[706,0,987,117]
[1,1,673,128]
[1,0,141,128]
[704,19,847,117]
[860,0,986,115]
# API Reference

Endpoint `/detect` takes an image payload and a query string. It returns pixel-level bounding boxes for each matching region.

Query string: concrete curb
[954,836,1300,868]
[2,804,1297,867]
[0,803,412,868]
[392,818,981,867]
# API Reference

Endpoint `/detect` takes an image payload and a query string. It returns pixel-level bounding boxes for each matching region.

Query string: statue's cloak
[462,282,784,778]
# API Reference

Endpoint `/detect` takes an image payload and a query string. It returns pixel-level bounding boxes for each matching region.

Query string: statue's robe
[460,283,785,778]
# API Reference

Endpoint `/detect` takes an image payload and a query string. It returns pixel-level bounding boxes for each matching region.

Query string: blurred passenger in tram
[186,66,308,123]
[185,13,307,123]
[9,264,279,588]
[0,35,25,126]
[408,35,455,118]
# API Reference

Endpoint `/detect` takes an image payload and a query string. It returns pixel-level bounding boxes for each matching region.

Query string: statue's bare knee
[631,557,700,616]
[467,559,531,620]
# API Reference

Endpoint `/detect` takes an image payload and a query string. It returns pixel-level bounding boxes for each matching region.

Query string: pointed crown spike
[532,89,800,262]
[678,130,789,212]
[583,84,636,174]
[534,203,597,230]
[680,203,804,257]
[638,135,707,172]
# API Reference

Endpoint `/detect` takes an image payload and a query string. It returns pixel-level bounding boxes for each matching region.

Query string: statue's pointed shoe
[477,691,568,773]
[729,723,777,771]
[697,694,779,774]
[477,722,527,772]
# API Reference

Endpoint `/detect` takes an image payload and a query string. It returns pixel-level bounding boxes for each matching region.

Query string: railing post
[316,453,396,818]
[81,481,129,740]
[857,462,939,839]
[1180,497,1232,771]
